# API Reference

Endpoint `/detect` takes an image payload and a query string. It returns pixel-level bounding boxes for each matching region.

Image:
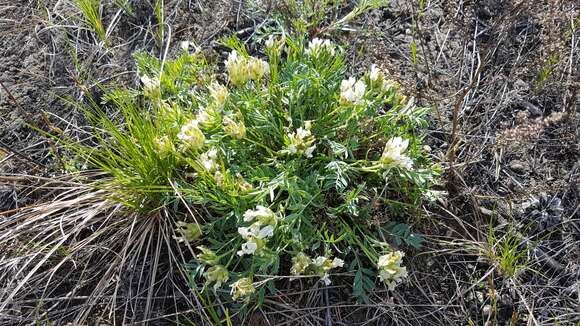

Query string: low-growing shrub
[91,35,438,303]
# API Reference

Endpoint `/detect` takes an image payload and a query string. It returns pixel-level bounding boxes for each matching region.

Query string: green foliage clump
[70,35,439,305]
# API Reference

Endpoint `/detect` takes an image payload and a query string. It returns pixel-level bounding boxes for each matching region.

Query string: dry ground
[0,0,578,325]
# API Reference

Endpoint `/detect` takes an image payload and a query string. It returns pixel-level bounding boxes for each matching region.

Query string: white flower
[380,137,413,170]
[177,120,205,150]
[265,35,275,49]
[180,41,192,51]
[243,205,274,222]
[284,121,316,158]
[306,38,335,56]
[200,148,218,172]
[313,256,327,267]
[377,250,408,290]
[331,257,344,268]
[320,273,332,285]
[237,241,258,256]
[257,225,274,239]
[223,115,246,139]
[340,77,366,104]
[140,75,160,95]
[370,64,380,81]
[230,277,255,301]
[238,223,274,240]
[208,82,229,109]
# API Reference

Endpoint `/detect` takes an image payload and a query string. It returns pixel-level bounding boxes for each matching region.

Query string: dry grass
[0,173,204,324]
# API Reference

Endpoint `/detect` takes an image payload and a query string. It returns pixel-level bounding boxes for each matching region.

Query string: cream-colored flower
[196,246,220,266]
[247,57,270,81]
[377,250,408,290]
[230,277,255,301]
[174,221,202,243]
[223,115,246,139]
[237,240,258,256]
[305,38,335,56]
[380,137,413,170]
[283,121,316,158]
[370,64,381,82]
[290,252,312,276]
[214,170,225,187]
[312,256,344,272]
[204,265,229,289]
[154,135,174,158]
[177,120,205,150]
[196,106,220,126]
[200,148,218,172]
[265,35,275,49]
[340,77,366,104]
[236,173,253,192]
[208,82,229,109]
[225,50,248,86]
[265,35,286,54]
[140,74,160,97]
[243,205,275,223]
[225,50,269,86]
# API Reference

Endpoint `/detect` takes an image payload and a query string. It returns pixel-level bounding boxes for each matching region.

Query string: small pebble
[509,160,526,173]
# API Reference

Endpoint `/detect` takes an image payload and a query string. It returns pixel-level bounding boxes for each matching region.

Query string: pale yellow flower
[154,135,174,158]
[223,115,246,139]
[204,265,229,289]
[208,82,229,109]
[340,77,366,104]
[377,250,408,290]
[230,277,255,301]
[290,252,312,276]
[174,221,202,243]
[196,246,220,266]
[380,137,413,170]
[305,38,335,56]
[177,120,205,150]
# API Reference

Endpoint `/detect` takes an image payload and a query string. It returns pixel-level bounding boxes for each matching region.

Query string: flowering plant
[74,35,438,305]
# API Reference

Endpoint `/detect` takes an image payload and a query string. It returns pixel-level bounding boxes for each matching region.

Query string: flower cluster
[199,148,218,172]
[380,137,413,170]
[225,50,270,86]
[237,206,278,256]
[174,221,202,243]
[340,77,366,105]
[305,38,336,56]
[208,82,229,109]
[230,277,255,302]
[290,252,344,285]
[223,114,246,139]
[204,265,229,289]
[177,120,205,150]
[282,121,316,158]
[377,251,408,290]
